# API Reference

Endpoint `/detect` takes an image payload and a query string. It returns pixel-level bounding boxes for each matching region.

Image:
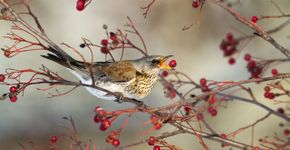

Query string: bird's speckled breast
[125,73,158,99]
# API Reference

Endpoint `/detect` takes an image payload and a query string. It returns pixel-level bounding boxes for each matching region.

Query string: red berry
[162,71,168,77]
[209,97,216,104]
[228,57,235,65]
[284,129,289,136]
[50,135,58,143]
[93,115,102,123]
[112,139,120,147]
[99,118,111,131]
[110,32,117,41]
[208,107,217,116]
[100,47,109,54]
[244,54,251,61]
[265,92,275,99]
[277,108,284,114]
[271,69,278,76]
[184,105,192,112]
[251,16,259,23]
[10,96,17,103]
[247,61,256,70]
[264,86,270,92]
[200,78,207,86]
[10,86,17,93]
[168,60,177,68]
[0,74,5,82]
[210,109,217,116]
[101,39,108,46]
[153,145,161,150]
[192,1,199,8]
[76,0,85,11]
[154,123,162,130]
[4,50,10,57]
[226,32,234,42]
[148,136,156,145]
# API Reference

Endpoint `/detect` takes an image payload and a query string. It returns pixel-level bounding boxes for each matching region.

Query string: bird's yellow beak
[158,55,173,70]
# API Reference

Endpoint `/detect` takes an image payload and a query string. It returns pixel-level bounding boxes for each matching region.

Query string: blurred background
[1,0,290,149]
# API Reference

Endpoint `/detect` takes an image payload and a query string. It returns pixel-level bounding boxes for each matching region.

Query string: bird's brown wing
[91,60,138,83]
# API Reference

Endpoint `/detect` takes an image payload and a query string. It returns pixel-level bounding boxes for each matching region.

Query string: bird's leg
[113,92,124,103]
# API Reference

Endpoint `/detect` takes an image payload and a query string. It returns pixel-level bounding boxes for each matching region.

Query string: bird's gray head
[132,55,173,75]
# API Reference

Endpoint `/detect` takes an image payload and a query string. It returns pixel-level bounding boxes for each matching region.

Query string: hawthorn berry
[251,16,259,23]
[228,57,235,65]
[161,71,168,77]
[244,54,251,61]
[0,74,5,82]
[271,69,278,76]
[4,50,10,57]
[93,115,102,123]
[50,135,58,143]
[153,145,161,150]
[264,86,270,92]
[76,0,85,11]
[10,86,17,93]
[112,139,120,147]
[10,96,17,103]
[154,123,162,130]
[226,32,234,42]
[101,39,108,46]
[110,32,117,41]
[184,105,192,113]
[192,1,199,8]
[208,107,217,116]
[148,136,156,145]
[199,78,207,86]
[277,108,284,114]
[99,118,111,131]
[208,97,216,104]
[100,47,109,54]
[168,60,177,68]
[247,60,256,69]
[284,129,290,136]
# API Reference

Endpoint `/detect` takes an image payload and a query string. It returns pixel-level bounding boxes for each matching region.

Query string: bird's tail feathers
[41,46,82,69]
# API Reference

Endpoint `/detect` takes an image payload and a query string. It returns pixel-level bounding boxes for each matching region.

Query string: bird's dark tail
[41,47,84,69]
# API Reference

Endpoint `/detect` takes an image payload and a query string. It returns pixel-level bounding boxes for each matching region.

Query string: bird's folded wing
[93,61,137,83]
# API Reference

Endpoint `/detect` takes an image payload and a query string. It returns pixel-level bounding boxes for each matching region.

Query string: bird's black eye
[151,59,160,65]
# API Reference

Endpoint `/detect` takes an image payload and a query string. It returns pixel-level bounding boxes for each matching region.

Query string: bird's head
[132,55,173,75]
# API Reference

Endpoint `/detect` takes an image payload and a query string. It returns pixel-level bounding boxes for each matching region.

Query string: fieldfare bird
[42,47,173,101]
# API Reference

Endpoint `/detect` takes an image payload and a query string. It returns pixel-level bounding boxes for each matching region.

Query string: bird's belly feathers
[69,69,140,100]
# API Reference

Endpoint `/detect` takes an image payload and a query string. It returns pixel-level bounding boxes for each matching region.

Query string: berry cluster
[200,78,210,92]
[106,131,120,147]
[207,106,218,117]
[93,107,112,131]
[219,33,239,65]
[244,54,263,78]
[100,32,119,54]
[263,86,275,100]
[0,74,20,103]
[150,115,162,130]
[148,136,161,150]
